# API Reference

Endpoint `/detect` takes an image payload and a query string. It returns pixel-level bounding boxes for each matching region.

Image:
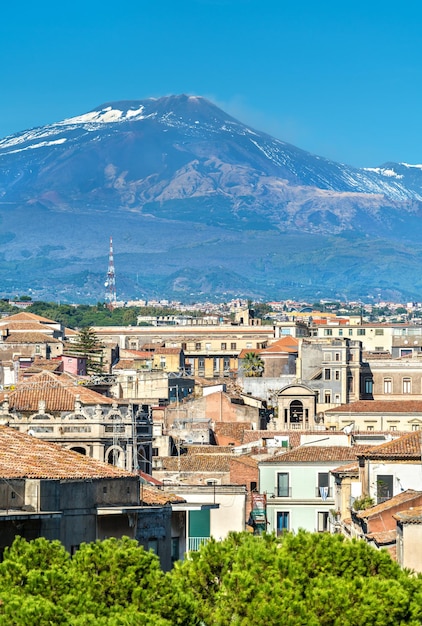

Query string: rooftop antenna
[105,236,117,309]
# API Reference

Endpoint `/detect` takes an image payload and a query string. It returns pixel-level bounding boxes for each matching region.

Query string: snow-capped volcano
[0,94,422,302]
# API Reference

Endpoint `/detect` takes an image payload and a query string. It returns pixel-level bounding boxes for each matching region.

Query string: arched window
[289,400,304,425]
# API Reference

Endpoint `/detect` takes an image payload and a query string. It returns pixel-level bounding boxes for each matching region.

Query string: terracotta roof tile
[158,454,234,472]
[1,312,57,323]
[262,337,298,353]
[356,490,422,519]
[394,506,422,523]
[4,332,60,344]
[326,400,422,414]
[260,445,366,464]
[0,425,132,479]
[331,461,360,475]
[186,445,234,455]
[358,431,422,459]
[140,484,185,505]
[214,422,251,445]
[366,530,397,544]
[0,371,114,412]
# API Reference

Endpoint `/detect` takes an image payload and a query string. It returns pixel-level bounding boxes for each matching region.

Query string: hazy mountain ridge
[1,94,422,302]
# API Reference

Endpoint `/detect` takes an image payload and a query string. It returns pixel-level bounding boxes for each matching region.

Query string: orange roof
[357,431,422,460]
[357,490,422,519]
[140,484,185,505]
[157,454,234,472]
[1,312,58,324]
[4,332,60,344]
[238,348,263,358]
[0,371,114,412]
[0,425,132,479]
[326,400,422,414]
[260,445,366,464]
[262,336,298,354]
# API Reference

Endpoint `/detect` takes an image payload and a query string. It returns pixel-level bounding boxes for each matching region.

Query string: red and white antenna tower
[105,236,117,306]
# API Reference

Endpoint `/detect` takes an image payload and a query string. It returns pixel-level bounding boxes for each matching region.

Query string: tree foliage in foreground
[0,532,422,625]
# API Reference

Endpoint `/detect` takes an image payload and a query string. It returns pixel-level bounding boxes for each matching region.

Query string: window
[148,539,158,554]
[384,378,392,394]
[377,475,393,504]
[349,329,353,336]
[389,425,397,431]
[246,342,252,348]
[317,473,330,499]
[250,481,257,492]
[205,343,211,351]
[195,342,201,350]
[324,368,331,380]
[324,329,333,336]
[366,425,374,431]
[335,352,340,362]
[231,342,237,350]
[171,537,180,563]
[357,329,366,336]
[324,391,331,404]
[347,376,353,393]
[412,424,421,431]
[338,329,343,336]
[403,378,411,394]
[152,447,159,457]
[364,378,373,394]
[276,511,289,535]
[375,328,384,335]
[223,356,230,370]
[335,370,340,381]
[317,511,329,532]
[198,357,205,368]
[181,342,187,350]
[221,342,227,350]
[277,472,290,497]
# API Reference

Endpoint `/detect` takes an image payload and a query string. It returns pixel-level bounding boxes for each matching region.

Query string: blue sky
[1,0,421,167]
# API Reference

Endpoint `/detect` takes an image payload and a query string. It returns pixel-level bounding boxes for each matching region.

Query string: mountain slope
[0,94,422,302]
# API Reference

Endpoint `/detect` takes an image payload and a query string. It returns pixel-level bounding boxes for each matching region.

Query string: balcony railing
[276,487,292,497]
[188,536,210,552]
[315,487,333,498]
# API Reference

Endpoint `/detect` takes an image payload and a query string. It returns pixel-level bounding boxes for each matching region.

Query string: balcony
[188,536,210,551]
[315,487,333,499]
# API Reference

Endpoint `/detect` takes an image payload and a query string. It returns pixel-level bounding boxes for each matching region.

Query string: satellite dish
[28,429,35,437]
[343,423,354,435]
[104,281,109,287]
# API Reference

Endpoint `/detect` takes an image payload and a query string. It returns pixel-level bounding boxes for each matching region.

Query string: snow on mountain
[1,94,422,302]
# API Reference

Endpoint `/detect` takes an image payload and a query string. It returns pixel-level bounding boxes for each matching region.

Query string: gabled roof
[4,332,60,344]
[0,312,58,324]
[259,445,366,464]
[357,431,422,460]
[0,371,114,411]
[356,489,422,519]
[262,336,298,354]
[0,425,132,479]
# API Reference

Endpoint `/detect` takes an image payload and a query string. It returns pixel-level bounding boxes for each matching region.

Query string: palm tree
[242,352,264,377]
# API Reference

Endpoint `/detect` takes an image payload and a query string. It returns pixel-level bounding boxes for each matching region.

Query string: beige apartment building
[93,324,274,379]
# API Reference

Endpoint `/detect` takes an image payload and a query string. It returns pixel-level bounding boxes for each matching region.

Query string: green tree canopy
[0,532,421,625]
